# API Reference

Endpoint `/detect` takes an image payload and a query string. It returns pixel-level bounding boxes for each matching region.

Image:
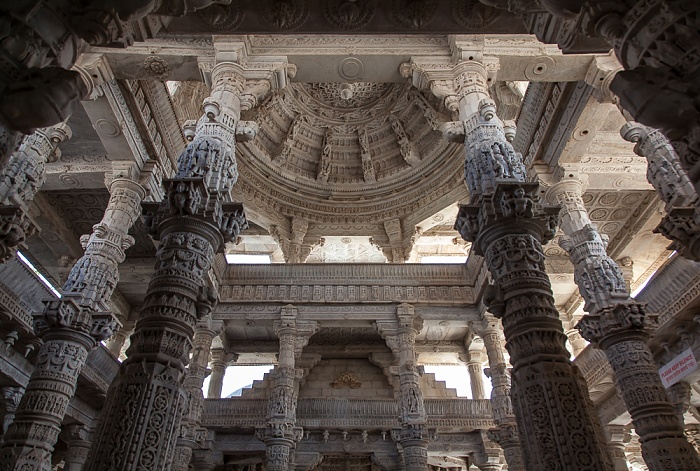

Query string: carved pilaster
[262,305,317,471]
[546,175,700,470]
[0,123,71,262]
[434,60,614,470]
[0,173,145,470]
[376,303,428,471]
[467,353,486,400]
[84,61,257,471]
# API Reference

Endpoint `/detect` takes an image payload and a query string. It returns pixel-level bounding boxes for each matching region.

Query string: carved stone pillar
[605,426,631,471]
[207,348,228,399]
[480,323,524,471]
[466,353,485,400]
[84,61,255,471]
[261,305,317,471]
[545,176,700,471]
[0,387,23,440]
[173,318,220,471]
[0,123,71,262]
[620,122,700,261]
[423,60,615,470]
[0,173,145,471]
[63,424,91,471]
[377,303,428,471]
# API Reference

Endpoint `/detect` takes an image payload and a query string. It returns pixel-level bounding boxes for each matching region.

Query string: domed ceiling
[232,81,468,256]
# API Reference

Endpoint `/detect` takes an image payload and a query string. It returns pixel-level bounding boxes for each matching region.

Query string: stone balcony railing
[202,397,494,431]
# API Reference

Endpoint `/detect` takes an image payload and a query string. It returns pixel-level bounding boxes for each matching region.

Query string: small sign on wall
[659,348,698,388]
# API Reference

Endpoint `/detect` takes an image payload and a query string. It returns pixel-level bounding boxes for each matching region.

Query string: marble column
[428,60,615,470]
[480,323,524,471]
[620,122,700,261]
[0,173,145,471]
[63,424,91,471]
[566,328,588,357]
[261,305,316,471]
[84,61,253,471]
[378,303,429,471]
[545,175,700,471]
[0,123,71,262]
[173,319,220,471]
[207,348,228,399]
[466,353,485,400]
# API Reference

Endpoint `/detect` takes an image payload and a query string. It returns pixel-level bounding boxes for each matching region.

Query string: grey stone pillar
[261,305,316,471]
[63,424,91,471]
[480,323,524,471]
[207,349,227,399]
[378,304,429,471]
[0,174,145,471]
[546,175,700,471]
[84,61,255,471]
[0,123,70,262]
[173,319,220,471]
[430,60,614,471]
[565,328,588,357]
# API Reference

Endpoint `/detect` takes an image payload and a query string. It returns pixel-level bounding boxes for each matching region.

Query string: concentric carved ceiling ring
[234,82,467,230]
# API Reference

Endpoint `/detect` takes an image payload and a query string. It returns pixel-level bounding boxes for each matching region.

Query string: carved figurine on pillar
[377,303,429,471]
[0,165,146,471]
[621,121,700,261]
[259,305,317,471]
[544,172,700,471]
[83,60,266,471]
[408,58,614,470]
[0,123,71,262]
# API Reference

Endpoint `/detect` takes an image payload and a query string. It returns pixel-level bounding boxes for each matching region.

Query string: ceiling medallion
[263,0,309,31]
[390,0,438,30]
[452,0,500,30]
[338,57,364,81]
[143,56,172,80]
[197,3,246,31]
[324,0,377,31]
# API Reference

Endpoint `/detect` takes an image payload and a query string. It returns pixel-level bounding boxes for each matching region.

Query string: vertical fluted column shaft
[84,62,250,471]
[173,323,218,471]
[467,359,485,400]
[263,306,314,471]
[0,176,145,471]
[481,327,524,471]
[450,61,613,471]
[546,177,700,471]
[0,123,71,262]
[207,350,227,399]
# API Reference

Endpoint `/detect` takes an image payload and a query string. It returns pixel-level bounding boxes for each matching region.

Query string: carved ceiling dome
[235,81,466,228]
